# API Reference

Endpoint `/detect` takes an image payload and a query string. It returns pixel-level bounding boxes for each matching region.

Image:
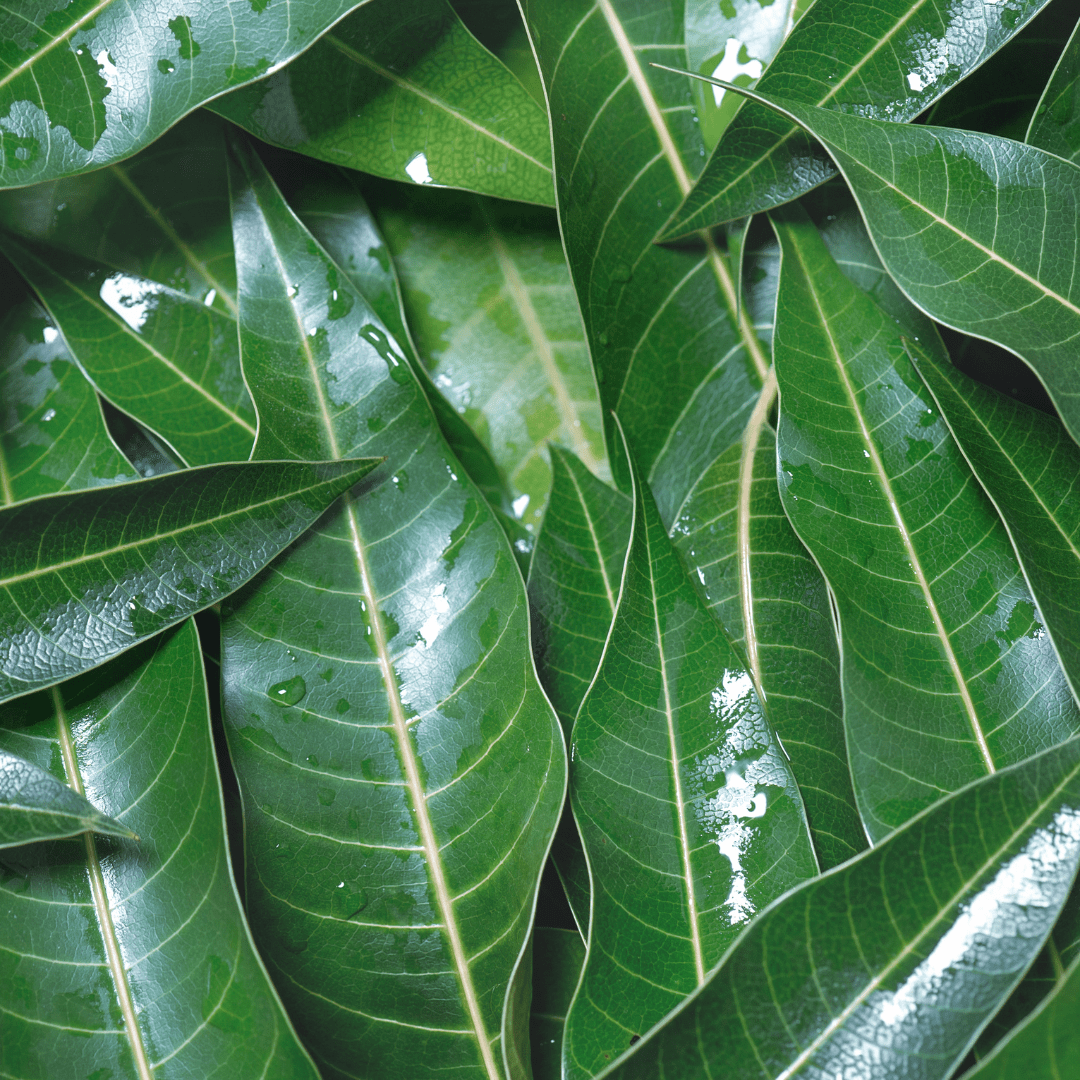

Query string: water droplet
[598,332,609,347]
[331,886,369,920]
[268,675,306,707]
[317,787,337,806]
[157,58,175,74]
[41,408,56,422]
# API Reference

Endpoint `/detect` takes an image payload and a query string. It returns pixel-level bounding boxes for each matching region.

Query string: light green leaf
[211,0,554,206]
[1027,11,1080,159]
[769,202,1080,841]
[221,134,564,1080]
[663,0,1053,236]
[0,0,375,188]
[602,736,1080,1080]
[531,927,585,1080]
[0,457,379,704]
[0,621,319,1078]
[564,428,816,1078]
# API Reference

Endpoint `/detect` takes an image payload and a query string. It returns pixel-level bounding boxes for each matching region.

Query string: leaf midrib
[0,0,115,93]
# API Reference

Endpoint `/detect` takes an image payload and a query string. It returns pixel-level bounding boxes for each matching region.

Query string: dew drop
[41,408,56,422]
[268,675,306,707]
[317,787,337,806]
[157,58,175,74]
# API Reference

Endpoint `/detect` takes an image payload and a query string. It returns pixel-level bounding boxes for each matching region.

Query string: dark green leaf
[564,430,816,1078]
[664,0,1053,236]
[0,747,134,847]
[0,621,318,1078]
[531,927,585,1080]
[211,0,554,206]
[1027,11,1080,159]
[770,201,1080,841]
[0,0,375,188]
[0,457,379,703]
[221,135,564,1080]
[603,736,1080,1080]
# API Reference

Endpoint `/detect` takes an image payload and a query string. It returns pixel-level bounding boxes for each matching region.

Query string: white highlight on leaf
[99,274,168,333]
[512,494,530,518]
[405,152,434,184]
[203,289,216,307]
[42,326,57,343]
[418,583,450,649]
[710,38,764,107]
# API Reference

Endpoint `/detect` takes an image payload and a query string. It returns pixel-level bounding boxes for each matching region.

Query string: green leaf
[1027,11,1080,159]
[0,621,319,1078]
[530,927,585,1080]
[663,0,1053,236]
[0,747,134,847]
[602,736,1080,1080]
[373,182,607,530]
[908,343,1080,719]
[769,201,1080,841]
[564,428,816,1078]
[211,0,554,206]
[518,0,767,522]
[0,0,376,189]
[0,457,379,704]
[221,135,564,1080]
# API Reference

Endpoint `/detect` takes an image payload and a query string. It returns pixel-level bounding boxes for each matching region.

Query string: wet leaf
[1027,11,1080,160]
[531,927,585,1080]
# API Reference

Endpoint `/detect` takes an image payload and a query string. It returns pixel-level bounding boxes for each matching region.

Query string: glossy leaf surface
[0,0,373,188]
[670,382,865,869]
[771,203,1080,841]
[603,736,1080,1080]
[910,343,1080,713]
[374,182,605,530]
[0,747,133,848]
[0,621,318,1079]
[565,437,816,1078]
[222,136,563,1080]
[664,0,1051,236]
[519,0,767,523]
[0,458,378,703]
[212,0,554,206]
[1027,11,1080,160]
[531,927,585,1080]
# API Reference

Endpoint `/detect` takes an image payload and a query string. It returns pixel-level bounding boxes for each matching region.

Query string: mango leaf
[0,457,379,704]
[0,620,319,1078]
[669,378,865,869]
[908,344,1080,716]
[518,0,767,523]
[663,0,1052,236]
[0,747,134,848]
[0,0,376,189]
[221,135,564,1080]
[211,0,554,206]
[564,428,816,1079]
[531,927,585,1080]
[601,736,1080,1080]
[769,202,1080,841]
[1027,11,1080,160]
[373,181,606,530]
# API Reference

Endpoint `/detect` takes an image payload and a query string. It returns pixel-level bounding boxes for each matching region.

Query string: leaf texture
[770,202,1080,841]
[1027,11,1080,160]
[564,432,816,1078]
[602,736,1080,1080]
[530,927,585,1080]
[212,0,555,206]
[220,135,564,1080]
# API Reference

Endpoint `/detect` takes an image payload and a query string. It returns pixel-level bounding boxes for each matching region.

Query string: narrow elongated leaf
[564,432,816,1079]
[670,379,865,869]
[212,0,554,206]
[602,736,1080,1080]
[0,747,133,847]
[769,203,1080,841]
[518,0,767,523]
[0,457,379,703]
[1027,12,1080,160]
[531,927,585,1080]
[0,621,319,1079]
[0,0,375,188]
[221,136,564,1080]
[663,0,1052,236]
[909,344,1080,712]
[373,182,606,530]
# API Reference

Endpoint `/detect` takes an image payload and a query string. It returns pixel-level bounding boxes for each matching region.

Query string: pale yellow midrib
[795,242,995,775]
[563,458,616,614]
[52,686,154,1080]
[0,0,115,92]
[0,438,14,506]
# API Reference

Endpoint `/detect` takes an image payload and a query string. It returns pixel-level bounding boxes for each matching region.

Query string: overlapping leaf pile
[1,0,1080,1078]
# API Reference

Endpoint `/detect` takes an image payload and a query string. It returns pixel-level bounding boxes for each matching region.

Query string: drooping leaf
[770,201,1080,841]
[211,0,554,206]
[602,736,1080,1080]
[531,927,585,1080]
[0,0,376,188]
[0,621,319,1079]
[564,429,816,1079]
[518,0,767,523]
[0,457,379,704]
[221,134,564,1080]
[908,343,1080,714]
[663,0,1053,236]
[373,181,606,530]
[0,747,134,848]
[1027,11,1080,160]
